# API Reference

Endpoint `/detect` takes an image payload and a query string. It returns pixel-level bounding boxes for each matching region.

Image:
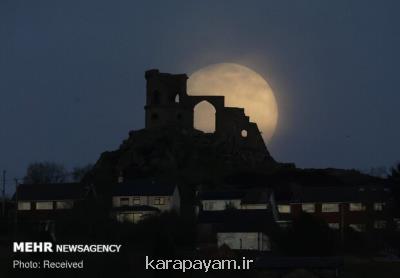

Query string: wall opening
[241,129,248,138]
[175,94,180,103]
[193,101,216,133]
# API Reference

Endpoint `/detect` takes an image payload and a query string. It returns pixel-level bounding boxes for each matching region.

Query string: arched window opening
[193,101,216,133]
[175,94,180,103]
[241,129,248,138]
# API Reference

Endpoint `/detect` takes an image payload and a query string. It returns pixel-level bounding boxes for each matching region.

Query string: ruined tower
[144,69,192,129]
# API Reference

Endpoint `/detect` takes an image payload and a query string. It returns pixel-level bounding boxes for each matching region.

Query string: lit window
[394,218,400,231]
[120,197,129,206]
[203,201,214,210]
[277,221,291,229]
[301,203,315,213]
[154,197,165,205]
[18,202,31,211]
[133,212,143,223]
[374,220,387,229]
[36,201,53,210]
[374,203,385,211]
[133,197,141,205]
[349,203,366,211]
[278,205,291,213]
[328,223,340,229]
[322,203,339,212]
[117,213,134,223]
[349,224,366,232]
[56,201,73,209]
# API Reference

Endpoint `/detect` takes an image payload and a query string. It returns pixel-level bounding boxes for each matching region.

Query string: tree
[23,161,67,184]
[279,213,336,256]
[389,162,400,182]
[368,166,388,178]
[72,164,93,182]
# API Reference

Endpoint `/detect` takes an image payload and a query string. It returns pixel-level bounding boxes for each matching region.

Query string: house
[274,184,393,232]
[199,191,244,211]
[14,183,91,236]
[15,183,89,216]
[197,210,276,251]
[112,179,180,223]
[240,190,271,210]
[198,189,271,211]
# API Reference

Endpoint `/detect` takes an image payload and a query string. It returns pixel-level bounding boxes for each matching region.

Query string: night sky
[1,1,400,193]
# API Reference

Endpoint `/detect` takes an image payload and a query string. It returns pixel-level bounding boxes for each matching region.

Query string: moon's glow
[188,63,278,143]
[193,101,216,133]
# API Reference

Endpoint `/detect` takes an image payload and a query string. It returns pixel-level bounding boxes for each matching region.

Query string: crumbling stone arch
[193,100,217,133]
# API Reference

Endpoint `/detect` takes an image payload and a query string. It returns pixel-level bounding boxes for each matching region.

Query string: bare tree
[368,166,388,178]
[23,161,67,184]
[389,162,400,182]
[72,164,93,182]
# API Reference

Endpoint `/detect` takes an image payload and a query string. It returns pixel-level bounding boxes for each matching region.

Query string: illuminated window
[117,213,134,223]
[56,201,73,209]
[328,223,340,229]
[133,197,141,205]
[154,197,165,205]
[301,203,315,213]
[322,203,339,212]
[203,201,214,210]
[120,197,129,207]
[36,201,53,210]
[241,130,248,138]
[349,224,366,232]
[18,201,31,211]
[278,205,291,213]
[349,203,366,211]
[374,220,387,229]
[374,203,385,211]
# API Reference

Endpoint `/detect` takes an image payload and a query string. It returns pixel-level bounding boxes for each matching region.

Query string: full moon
[187,63,278,143]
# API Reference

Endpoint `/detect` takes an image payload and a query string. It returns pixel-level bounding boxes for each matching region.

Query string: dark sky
[1,1,399,192]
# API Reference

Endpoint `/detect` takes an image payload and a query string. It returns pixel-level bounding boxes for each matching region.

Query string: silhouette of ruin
[144,69,268,155]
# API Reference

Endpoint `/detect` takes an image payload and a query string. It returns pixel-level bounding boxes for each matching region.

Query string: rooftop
[15,183,87,201]
[113,178,177,196]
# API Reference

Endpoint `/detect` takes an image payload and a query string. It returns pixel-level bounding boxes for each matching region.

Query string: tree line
[23,161,93,184]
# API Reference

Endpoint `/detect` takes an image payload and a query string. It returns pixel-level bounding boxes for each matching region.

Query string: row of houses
[13,179,396,252]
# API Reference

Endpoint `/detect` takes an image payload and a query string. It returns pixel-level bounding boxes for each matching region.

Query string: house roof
[198,189,271,204]
[113,179,177,196]
[112,205,160,212]
[198,190,245,200]
[198,210,276,233]
[274,185,391,203]
[15,183,87,201]
[241,190,271,204]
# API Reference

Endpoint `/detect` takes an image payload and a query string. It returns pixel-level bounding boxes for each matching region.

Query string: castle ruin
[144,69,268,156]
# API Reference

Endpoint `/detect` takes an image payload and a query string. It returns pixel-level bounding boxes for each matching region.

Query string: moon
[187,63,278,143]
